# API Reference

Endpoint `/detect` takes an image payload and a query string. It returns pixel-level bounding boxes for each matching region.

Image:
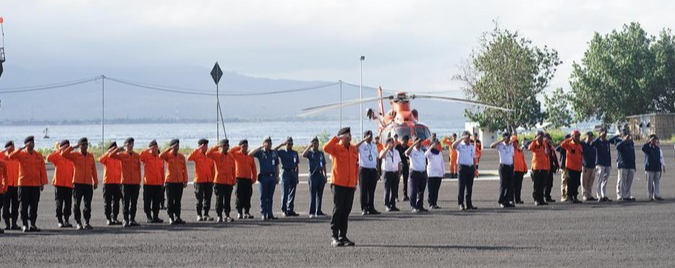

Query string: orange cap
[571,130,580,136]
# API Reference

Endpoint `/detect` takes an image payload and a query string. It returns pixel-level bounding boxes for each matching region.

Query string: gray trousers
[646,171,661,198]
[595,165,611,199]
[617,168,635,199]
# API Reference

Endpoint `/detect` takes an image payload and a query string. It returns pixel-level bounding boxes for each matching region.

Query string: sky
[1,0,675,98]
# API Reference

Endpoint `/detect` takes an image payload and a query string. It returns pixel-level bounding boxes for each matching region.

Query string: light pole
[339,80,343,128]
[360,55,365,137]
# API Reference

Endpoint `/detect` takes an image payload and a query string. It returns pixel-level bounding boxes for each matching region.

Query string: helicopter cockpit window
[393,126,412,140]
[414,125,430,140]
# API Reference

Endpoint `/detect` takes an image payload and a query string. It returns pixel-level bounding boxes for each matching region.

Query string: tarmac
[1,145,675,267]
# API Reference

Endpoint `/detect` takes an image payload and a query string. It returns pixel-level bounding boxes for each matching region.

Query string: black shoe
[0,229,3,234]
[390,206,400,212]
[534,201,548,206]
[29,225,40,232]
[403,196,410,201]
[4,225,10,231]
[11,225,21,231]
[516,200,524,204]
[545,198,556,203]
[340,237,355,246]
[331,237,344,247]
[169,218,177,225]
[245,214,254,219]
[269,215,278,220]
[22,225,30,232]
[123,221,131,228]
[64,221,73,228]
[237,213,243,220]
[586,197,598,201]
[225,217,234,223]
[288,211,300,217]
[316,211,326,216]
[419,208,429,212]
[467,206,477,210]
[361,210,369,216]
[175,218,186,224]
[369,209,381,215]
[217,217,224,223]
[152,217,164,223]
[572,199,583,204]
[431,205,441,209]
[262,215,269,221]
[459,204,466,211]
[204,215,215,221]
[84,223,93,230]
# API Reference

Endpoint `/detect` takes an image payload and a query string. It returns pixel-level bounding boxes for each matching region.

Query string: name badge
[272,159,276,165]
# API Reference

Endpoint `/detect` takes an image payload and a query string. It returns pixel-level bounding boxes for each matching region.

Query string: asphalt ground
[2,145,675,267]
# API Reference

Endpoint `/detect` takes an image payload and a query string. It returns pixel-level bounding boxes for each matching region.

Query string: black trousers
[18,186,41,226]
[54,186,73,221]
[103,184,122,220]
[409,170,427,209]
[194,182,213,216]
[531,170,548,202]
[214,184,234,217]
[123,184,140,221]
[498,164,515,204]
[513,172,525,202]
[427,177,442,207]
[143,185,163,218]
[545,169,555,199]
[567,169,582,198]
[73,184,93,224]
[330,184,355,239]
[3,186,19,226]
[383,171,399,208]
[458,165,475,207]
[165,183,184,219]
[358,167,378,211]
[400,164,409,198]
[235,178,253,214]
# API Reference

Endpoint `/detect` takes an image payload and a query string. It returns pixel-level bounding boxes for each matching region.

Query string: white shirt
[381,149,402,172]
[495,142,514,165]
[456,142,475,166]
[660,148,666,167]
[425,150,445,177]
[358,142,378,169]
[409,147,426,172]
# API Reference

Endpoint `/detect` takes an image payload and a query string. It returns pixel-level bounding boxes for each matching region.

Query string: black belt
[460,164,474,168]
[259,172,275,176]
[360,167,377,171]
[500,164,514,167]
[282,168,298,172]
[411,170,425,174]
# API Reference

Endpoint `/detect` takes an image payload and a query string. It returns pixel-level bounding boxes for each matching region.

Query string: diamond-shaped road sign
[211,62,223,85]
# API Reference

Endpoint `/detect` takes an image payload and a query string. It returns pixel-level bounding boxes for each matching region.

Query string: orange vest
[98,152,122,184]
[228,146,257,183]
[529,140,550,171]
[560,139,583,172]
[140,149,165,186]
[9,150,48,187]
[61,148,98,186]
[111,151,142,185]
[207,147,236,185]
[0,162,7,193]
[513,147,528,172]
[48,151,75,188]
[160,150,188,184]
[0,151,20,187]
[188,149,215,183]
[323,136,359,188]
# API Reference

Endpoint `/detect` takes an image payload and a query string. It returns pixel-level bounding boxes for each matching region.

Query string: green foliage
[543,87,574,128]
[569,22,675,124]
[455,21,562,133]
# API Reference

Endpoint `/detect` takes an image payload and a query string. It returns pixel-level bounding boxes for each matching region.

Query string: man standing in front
[249,137,279,221]
[406,137,427,212]
[642,135,663,201]
[99,142,122,226]
[453,131,477,210]
[303,137,327,218]
[491,132,515,208]
[111,137,142,227]
[616,131,636,201]
[188,139,215,221]
[544,133,559,203]
[560,131,584,204]
[379,137,401,212]
[592,128,613,202]
[48,140,75,228]
[1,141,21,230]
[229,140,257,220]
[425,139,444,210]
[580,132,597,201]
[324,127,358,247]
[140,140,165,223]
[529,131,550,206]
[160,139,188,224]
[207,139,236,222]
[275,137,300,217]
[61,137,98,230]
[357,131,379,215]
[395,135,411,201]
[9,136,48,232]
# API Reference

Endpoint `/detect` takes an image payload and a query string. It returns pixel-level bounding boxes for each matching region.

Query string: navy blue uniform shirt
[304,150,326,175]
[277,149,299,170]
[616,140,636,169]
[254,149,279,175]
[642,143,662,172]
[591,138,611,167]
[581,141,597,168]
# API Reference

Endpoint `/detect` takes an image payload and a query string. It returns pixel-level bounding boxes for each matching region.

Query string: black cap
[337,127,350,136]
[107,141,118,149]
[219,139,229,146]
[401,135,410,141]
[310,136,319,143]
[649,134,659,140]
[622,130,630,136]
[386,137,394,143]
[198,139,209,146]
[78,137,88,144]
[564,134,571,139]
[124,137,135,145]
[239,139,248,146]
[544,133,552,139]
[599,128,607,133]
[169,139,180,146]
[148,140,158,147]
[24,136,35,144]
[4,141,14,148]
[286,137,293,144]
[462,131,471,137]
[263,136,272,143]
[586,131,594,137]
[363,130,372,137]
[536,130,544,136]
[502,132,511,138]
[59,139,70,147]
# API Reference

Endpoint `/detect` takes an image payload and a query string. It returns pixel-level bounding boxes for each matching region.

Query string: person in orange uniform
[207,139,236,223]
[110,137,142,227]
[188,139,215,221]
[62,137,98,230]
[47,140,75,228]
[472,133,482,177]
[512,136,528,204]
[229,139,257,219]
[160,139,188,225]
[139,140,165,223]
[1,141,21,230]
[560,130,584,204]
[441,133,458,178]
[528,131,550,206]
[99,141,123,226]
[324,127,359,247]
[0,154,7,234]
[9,136,48,232]
[374,136,384,180]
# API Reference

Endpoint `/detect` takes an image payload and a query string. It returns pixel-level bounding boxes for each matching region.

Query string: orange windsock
[0,17,4,23]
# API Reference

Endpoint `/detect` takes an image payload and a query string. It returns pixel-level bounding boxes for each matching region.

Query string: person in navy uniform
[358,130,380,215]
[275,137,300,217]
[302,137,327,218]
[249,137,280,221]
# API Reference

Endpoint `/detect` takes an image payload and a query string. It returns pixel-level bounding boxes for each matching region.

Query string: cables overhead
[0,76,99,94]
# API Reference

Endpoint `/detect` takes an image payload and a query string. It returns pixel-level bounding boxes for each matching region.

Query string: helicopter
[300,87,512,142]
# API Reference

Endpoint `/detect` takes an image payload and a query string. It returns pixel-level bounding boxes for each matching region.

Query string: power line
[0,77,98,94]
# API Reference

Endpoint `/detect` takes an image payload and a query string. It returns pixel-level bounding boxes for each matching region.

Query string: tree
[569,22,675,124]
[454,22,562,133]
[543,87,573,129]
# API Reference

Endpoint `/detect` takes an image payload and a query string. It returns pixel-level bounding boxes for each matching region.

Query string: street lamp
[360,55,365,137]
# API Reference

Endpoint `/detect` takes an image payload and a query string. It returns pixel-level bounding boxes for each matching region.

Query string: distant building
[626,113,675,141]
[465,122,498,149]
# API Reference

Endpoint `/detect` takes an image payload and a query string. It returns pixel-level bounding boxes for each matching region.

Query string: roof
[626,113,675,118]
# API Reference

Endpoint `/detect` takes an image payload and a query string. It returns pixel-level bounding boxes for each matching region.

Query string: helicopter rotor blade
[299,96,392,117]
[411,94,513,112]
